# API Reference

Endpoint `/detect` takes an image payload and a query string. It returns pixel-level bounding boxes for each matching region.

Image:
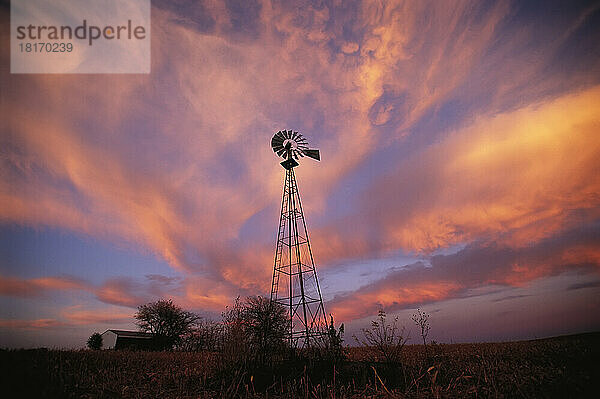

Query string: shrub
[178,320,223,352]
[355,309,408,363]
[412,308,431,347]
[220,296,288,366]
[87,332,102,350]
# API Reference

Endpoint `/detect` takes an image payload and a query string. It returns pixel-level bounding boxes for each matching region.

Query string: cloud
[0,1,376,290]
[0,318,66,330]
[328,222,600,321]
[0,306,132,331]
[60,305,133,325]
[313,84,600,265]
[1,0,599,330]
[0,275,89,297]
[567,280,600,291]
[0,273,186,311]
[490,294,532,303]
[95,274,184,307]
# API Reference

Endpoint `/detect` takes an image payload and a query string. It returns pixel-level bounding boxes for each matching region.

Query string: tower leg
[270,168,328,348]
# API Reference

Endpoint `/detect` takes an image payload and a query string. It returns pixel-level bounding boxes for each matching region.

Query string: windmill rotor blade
[303,149,320,161]
[276,148,287,157]
[272,134,284,143]
[271,133,285,149]
[273,145,284,153]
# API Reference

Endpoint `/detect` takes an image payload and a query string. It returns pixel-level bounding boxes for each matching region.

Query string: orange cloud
[0,273,182,311]
[328,223,600,322]
[180,276,235,312]
[0,318,65,330]
[0,307,132,331]
[357,0,511,134]
[1,0,599,316]
[330,280,460,321]
[354,85,600,256]
[60,306,133,325]
[0,3,375,290]
[0,275,88,297]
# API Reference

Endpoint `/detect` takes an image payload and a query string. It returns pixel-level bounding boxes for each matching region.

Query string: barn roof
[102,329,154,338]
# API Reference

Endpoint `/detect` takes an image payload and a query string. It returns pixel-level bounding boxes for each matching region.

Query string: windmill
[270,130,328,348]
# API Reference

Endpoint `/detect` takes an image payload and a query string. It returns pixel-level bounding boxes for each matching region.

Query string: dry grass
[1,350,218,398]
[1,332,599,398]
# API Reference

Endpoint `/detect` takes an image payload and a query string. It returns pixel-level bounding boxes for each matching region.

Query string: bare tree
[135,299,201,350]
[179,320,223,352]
[220,296,288,366]
[355,310,408,363]
[243,296,288,364]
[221,296,248,364]
[411,308,430,346]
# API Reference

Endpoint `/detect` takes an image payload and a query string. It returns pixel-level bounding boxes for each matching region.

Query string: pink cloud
[328,223,600,322]
[1,0,599,328]
[60,306,133,325]
[0,318,66,330]
[0,275,88,297]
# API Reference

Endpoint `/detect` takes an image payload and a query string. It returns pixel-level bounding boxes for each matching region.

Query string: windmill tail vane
[269,130,327,348]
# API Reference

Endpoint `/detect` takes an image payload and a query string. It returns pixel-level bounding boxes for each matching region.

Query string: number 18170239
[19,42,73,52]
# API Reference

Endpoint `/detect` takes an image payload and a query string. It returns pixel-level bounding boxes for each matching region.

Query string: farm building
[100,329,154,350]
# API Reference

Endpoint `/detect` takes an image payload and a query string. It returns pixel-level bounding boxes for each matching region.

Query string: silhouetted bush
[412,308,431,347]
[86,332,102,350]
[309,315,347,362]
[178,320,223,352]
[220,296,288,367]
[243,296,288,364]
[354,309,408,363]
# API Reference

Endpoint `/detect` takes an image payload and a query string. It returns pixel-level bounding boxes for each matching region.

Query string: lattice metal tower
[269,130,328,348]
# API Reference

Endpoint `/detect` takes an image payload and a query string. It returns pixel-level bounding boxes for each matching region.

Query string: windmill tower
[269,130,328,348]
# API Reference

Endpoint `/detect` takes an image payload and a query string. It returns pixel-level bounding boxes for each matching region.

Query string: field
[1,333,599,398]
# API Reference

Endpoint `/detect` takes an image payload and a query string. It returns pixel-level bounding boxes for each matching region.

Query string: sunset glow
[1,0,600,348]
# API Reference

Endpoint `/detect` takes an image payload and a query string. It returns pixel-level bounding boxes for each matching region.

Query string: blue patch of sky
[319,249,422,300]
[0,225,179,284]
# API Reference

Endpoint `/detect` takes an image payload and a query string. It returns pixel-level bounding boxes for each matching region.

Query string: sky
[1,0,600,348]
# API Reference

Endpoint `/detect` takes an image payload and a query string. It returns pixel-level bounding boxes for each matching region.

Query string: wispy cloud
[1,0,599,340]
[0,318,67,330]
[328,221,600,321]
[567,280,600,291]
[491,295,532,303]
[0,275,89,297]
